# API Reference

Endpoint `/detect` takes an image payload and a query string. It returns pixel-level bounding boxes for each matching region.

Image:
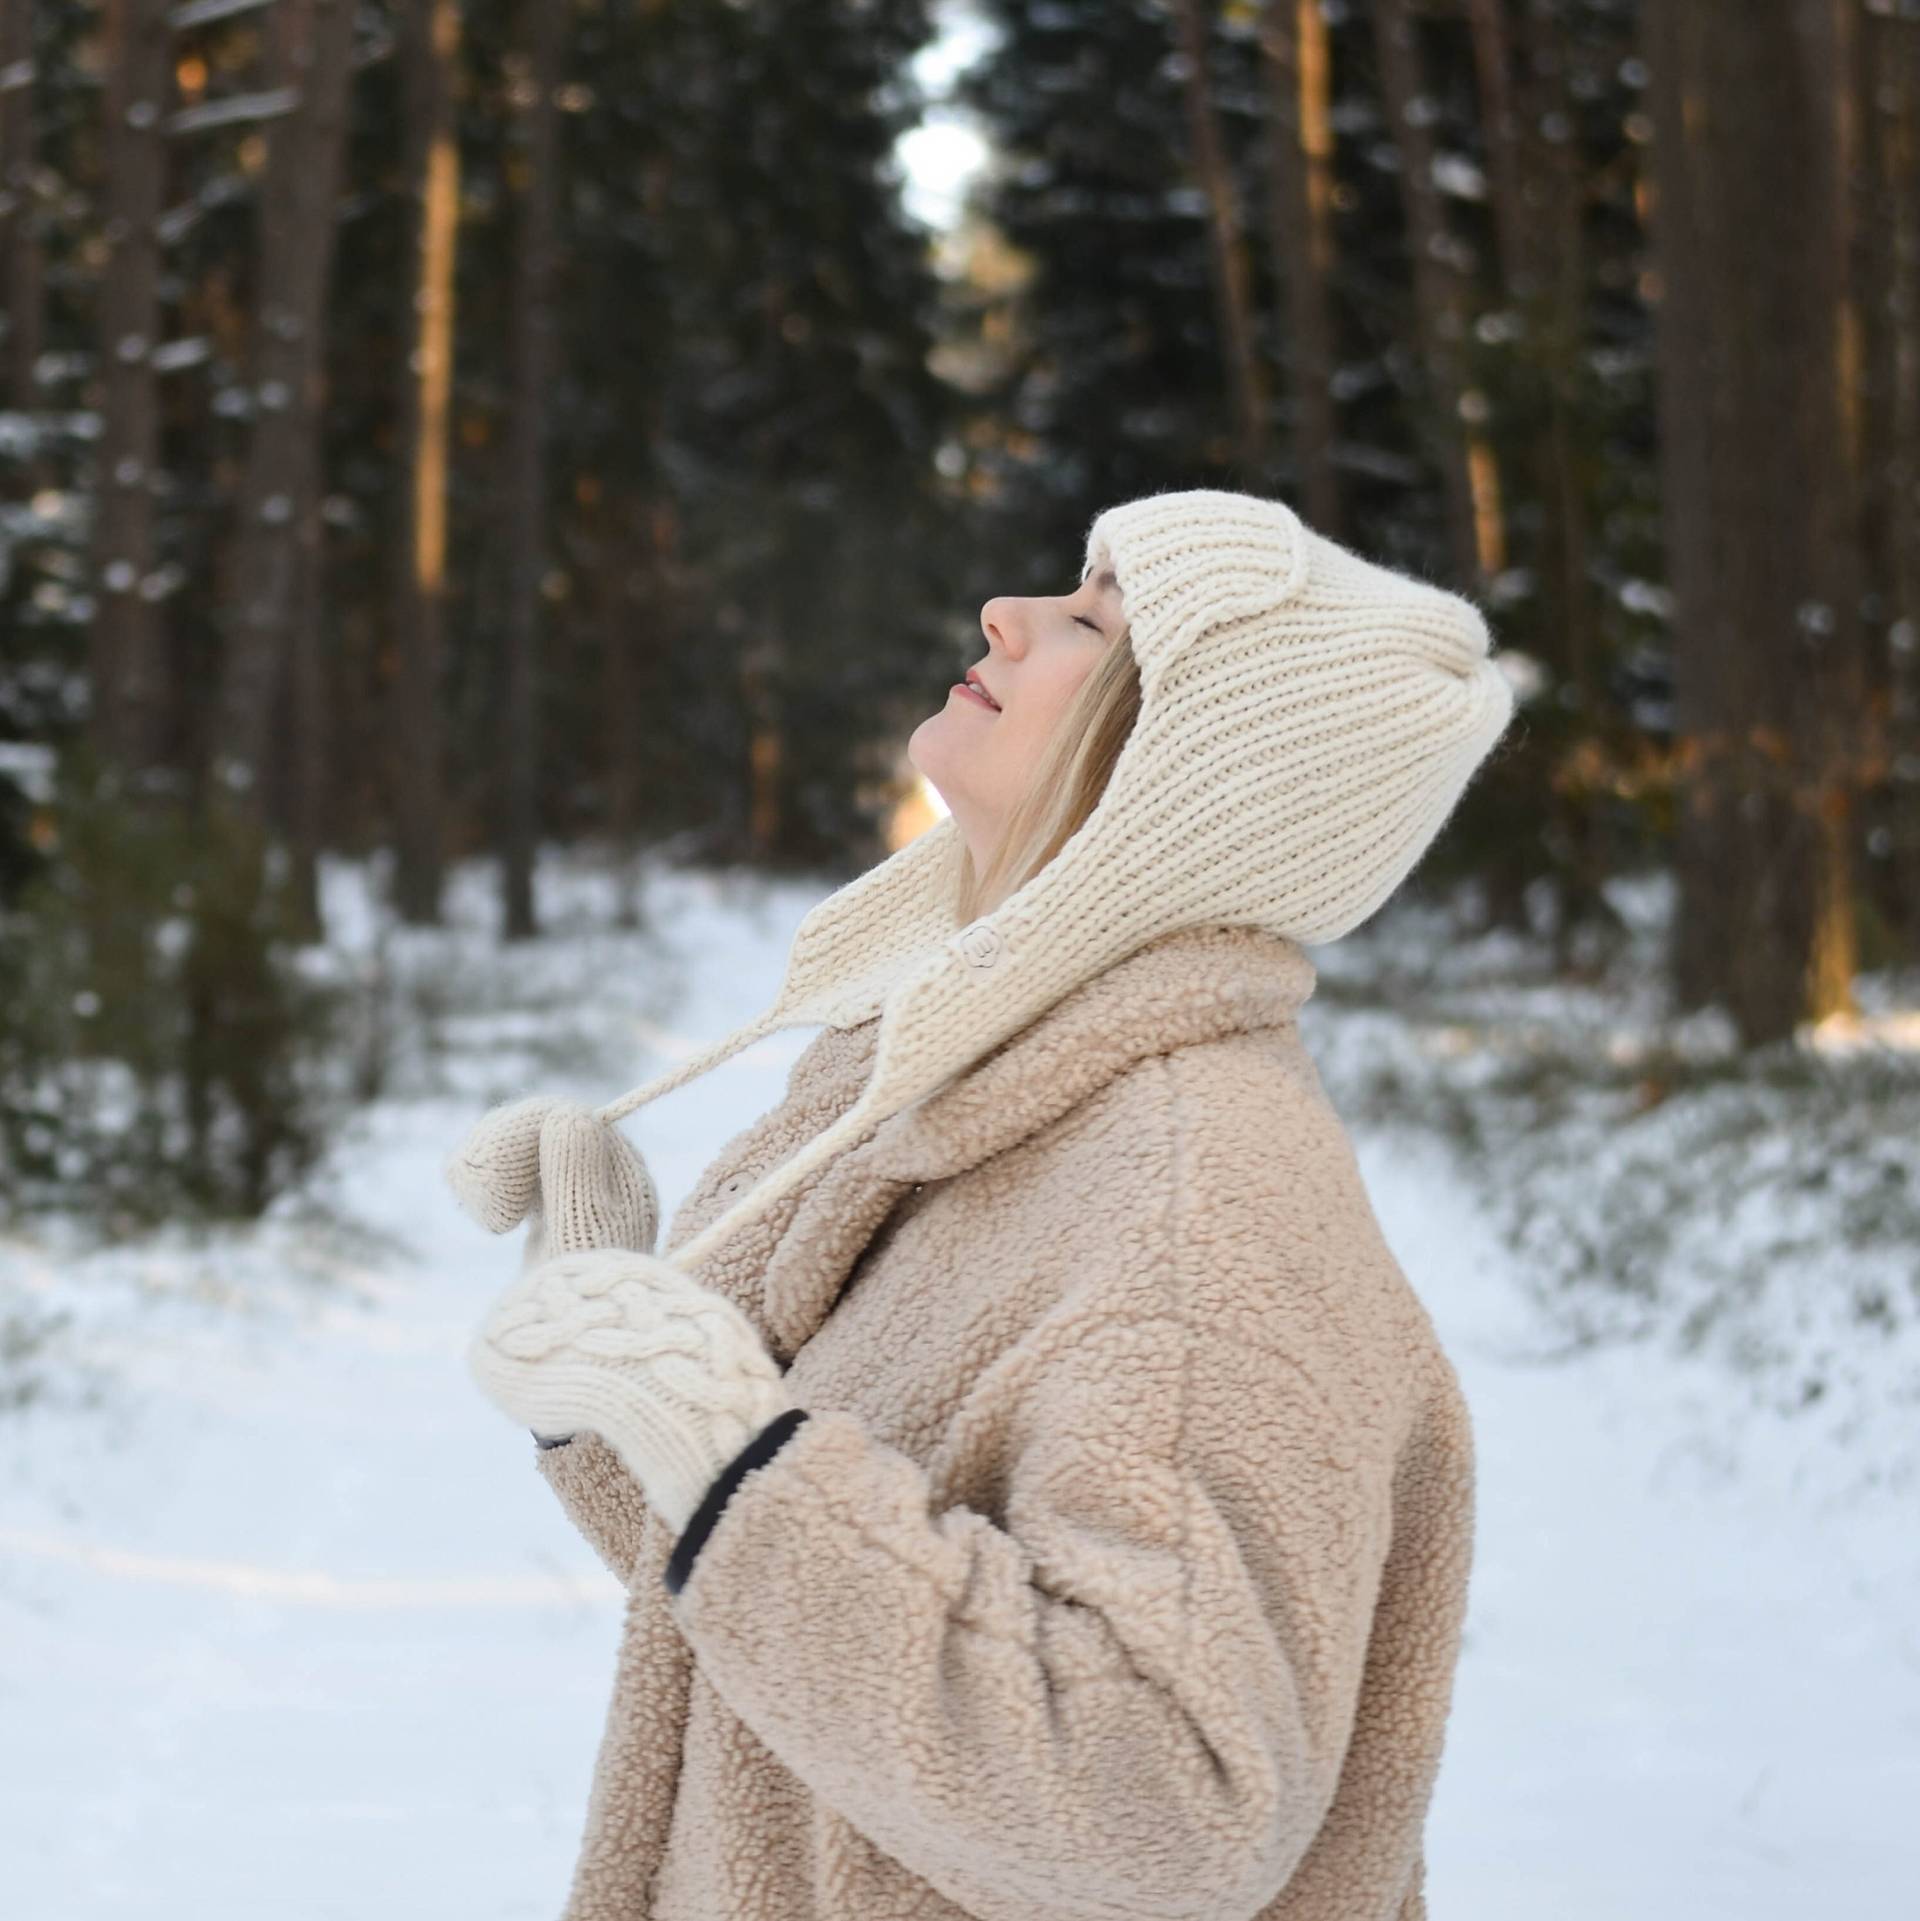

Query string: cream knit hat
[569,488,1512,1280]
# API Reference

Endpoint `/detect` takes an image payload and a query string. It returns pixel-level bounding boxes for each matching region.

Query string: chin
[907,709,948,773]
[907,712,966,808]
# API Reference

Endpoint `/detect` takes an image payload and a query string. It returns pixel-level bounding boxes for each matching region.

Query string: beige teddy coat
[530,921,1475,1921]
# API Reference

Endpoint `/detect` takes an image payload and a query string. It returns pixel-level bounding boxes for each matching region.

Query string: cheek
[1018,665,1091,740]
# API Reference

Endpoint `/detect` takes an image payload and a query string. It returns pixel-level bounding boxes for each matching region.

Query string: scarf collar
[748,922,1315,1363]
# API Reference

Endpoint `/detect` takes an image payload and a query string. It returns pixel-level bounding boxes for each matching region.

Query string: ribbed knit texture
[494,488,1513,1294]
[445,1093,660,1263]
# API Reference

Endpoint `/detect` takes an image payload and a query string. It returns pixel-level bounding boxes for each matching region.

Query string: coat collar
[755,922,1315,1363]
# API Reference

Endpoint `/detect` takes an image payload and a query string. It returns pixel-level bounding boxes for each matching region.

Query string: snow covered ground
[2,849,1915,1918]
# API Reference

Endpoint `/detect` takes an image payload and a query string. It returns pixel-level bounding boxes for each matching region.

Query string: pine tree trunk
[1464,0,1525,305]
[1857,0,1920,962]
[742,622,782,861]
[1518,1,1594,708]
[1258,0,1340,535]
[1893,21,1920,941]
[1646,0,1868,1044]
[1370,0,1488,590]
[1806,0,1867,1021]
[1,0,46,414]
[1172,0,1267,476]
[283,0,356,941]
[86,0,171,783]
[602,492,654,920]
[389,0,461,927]
[216,0,355,862]
[502,0,564,941]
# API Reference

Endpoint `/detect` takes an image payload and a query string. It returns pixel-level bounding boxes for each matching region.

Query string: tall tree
[388,0,460,927]
[1473,0,1595,705]
[287,0,360,933]
[1258,0,1342,536]
[1171,0,1267,474]
[0,0,45,412]
[1646,0,1869,1041]
[211,0,357,944]
[1856,0,1920,958]
[86,0,173,781]
[500,0,563,940]
[1369,0,1491,590]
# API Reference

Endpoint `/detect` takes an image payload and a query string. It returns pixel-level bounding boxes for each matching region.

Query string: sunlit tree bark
[389,0,461,927]
[1258,0,1340,534]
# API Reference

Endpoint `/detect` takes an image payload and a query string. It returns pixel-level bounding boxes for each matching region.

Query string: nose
[978,596,1030,659]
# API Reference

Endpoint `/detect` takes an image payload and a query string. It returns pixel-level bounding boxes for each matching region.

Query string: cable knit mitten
[466,1247,796,1536]
[444,1094,661,1266]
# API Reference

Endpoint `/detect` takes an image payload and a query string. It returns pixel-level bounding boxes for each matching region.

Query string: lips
[960,671,1002,712]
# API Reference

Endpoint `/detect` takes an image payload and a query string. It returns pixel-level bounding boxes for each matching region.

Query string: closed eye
[1073,615,1103,634]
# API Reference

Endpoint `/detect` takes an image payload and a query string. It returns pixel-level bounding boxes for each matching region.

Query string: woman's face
[908,568,1126,866]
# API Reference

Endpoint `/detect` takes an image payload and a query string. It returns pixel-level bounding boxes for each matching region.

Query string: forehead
[1081,565,1121,597]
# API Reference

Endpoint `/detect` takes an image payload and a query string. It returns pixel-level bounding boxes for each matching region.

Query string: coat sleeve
[661,1302,1402,1921]
[531,1427,656,1586]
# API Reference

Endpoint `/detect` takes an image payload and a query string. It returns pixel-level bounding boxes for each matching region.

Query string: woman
[449,486,1515,1921]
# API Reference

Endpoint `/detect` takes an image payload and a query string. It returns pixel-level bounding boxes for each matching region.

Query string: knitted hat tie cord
[457,487,1517,1287]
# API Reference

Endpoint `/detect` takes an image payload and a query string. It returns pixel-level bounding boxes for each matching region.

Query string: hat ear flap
[536,1104,662,1258]
[444,1094,560,1234]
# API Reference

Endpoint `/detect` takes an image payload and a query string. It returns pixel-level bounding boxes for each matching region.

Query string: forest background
[1,0,1917,1402]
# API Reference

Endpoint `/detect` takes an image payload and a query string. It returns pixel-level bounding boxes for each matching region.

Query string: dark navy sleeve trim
[532,1431,574,1449]
[663,1407,812,1597]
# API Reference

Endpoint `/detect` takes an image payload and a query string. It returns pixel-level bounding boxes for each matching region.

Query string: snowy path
[2,863,1914,1918]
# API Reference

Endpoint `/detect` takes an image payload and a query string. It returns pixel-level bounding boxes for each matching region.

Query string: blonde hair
[945,625,1142,927]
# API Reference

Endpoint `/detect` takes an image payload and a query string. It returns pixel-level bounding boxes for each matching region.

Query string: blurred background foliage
[2,0,1917,1226]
